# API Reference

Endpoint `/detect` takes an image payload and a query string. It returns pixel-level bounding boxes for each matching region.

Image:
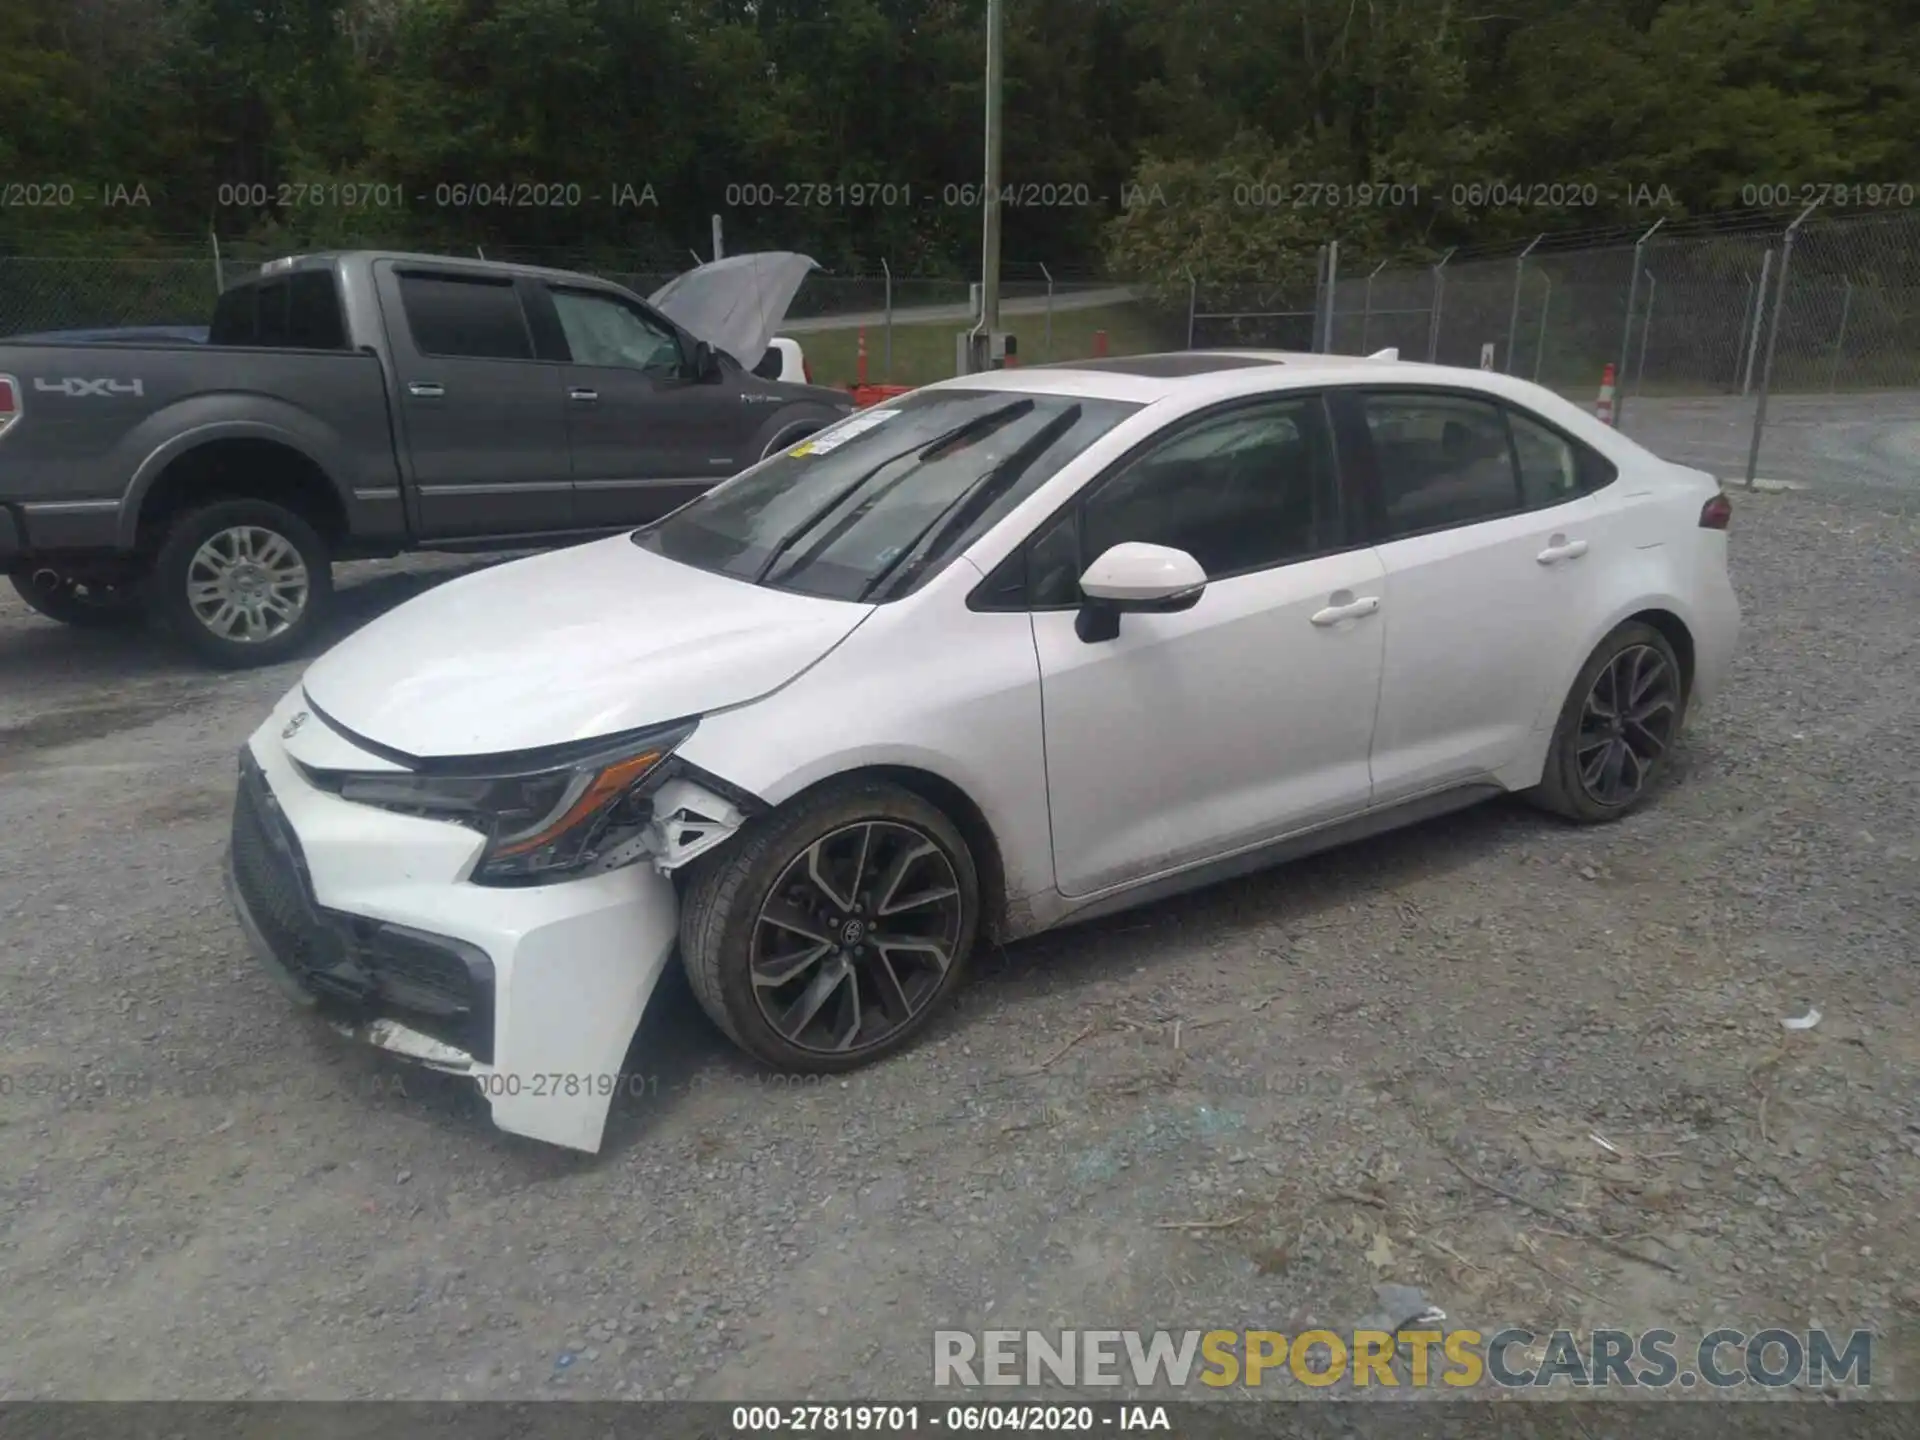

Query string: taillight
[803,357,813,383]
[0,374,19,438]
[1699,492,1732,530]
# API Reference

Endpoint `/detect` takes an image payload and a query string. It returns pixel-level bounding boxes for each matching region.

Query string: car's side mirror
[1074,542,1207,643]
[690,339,723,382]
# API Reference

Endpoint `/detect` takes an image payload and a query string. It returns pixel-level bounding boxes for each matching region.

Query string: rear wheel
[9,567,147,628]
[151,498,333,669]
[679,778,980,1070]
[1529,621,1686,822]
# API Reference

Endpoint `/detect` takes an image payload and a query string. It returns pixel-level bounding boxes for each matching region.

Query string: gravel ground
[1,483,1916,1403]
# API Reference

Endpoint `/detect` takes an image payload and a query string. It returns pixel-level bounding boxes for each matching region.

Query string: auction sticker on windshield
[792,407,902,457]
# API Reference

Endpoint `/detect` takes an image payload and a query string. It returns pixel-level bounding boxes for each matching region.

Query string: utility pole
[975,0,1004,365]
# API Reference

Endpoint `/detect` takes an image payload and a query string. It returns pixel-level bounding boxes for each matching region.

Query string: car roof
[915,350,1504,406]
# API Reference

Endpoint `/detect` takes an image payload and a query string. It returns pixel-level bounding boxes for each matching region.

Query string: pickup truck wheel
[9,568,148,629]
[152,499,332,669]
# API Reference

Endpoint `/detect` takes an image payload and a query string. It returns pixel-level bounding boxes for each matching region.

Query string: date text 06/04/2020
[728,1405,1173,1433]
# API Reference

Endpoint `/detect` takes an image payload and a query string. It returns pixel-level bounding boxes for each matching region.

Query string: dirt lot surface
[1,484,1916,1403]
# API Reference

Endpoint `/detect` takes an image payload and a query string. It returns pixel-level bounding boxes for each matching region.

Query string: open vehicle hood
[301,535,871,759]
[649,252,818,370]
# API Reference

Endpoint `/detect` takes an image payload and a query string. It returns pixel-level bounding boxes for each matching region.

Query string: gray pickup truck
[0,250,853,666]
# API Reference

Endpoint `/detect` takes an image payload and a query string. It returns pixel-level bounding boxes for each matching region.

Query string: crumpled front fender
[463,777,750,1152]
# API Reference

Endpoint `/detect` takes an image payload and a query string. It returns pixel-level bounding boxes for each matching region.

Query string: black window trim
[541,281,690,377]
[394,266,539,363]
[968,389,1366,614]
[1331,383,1618,547]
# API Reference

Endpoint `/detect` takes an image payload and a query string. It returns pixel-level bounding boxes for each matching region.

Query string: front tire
[9,567,148,629]
[151,498,333,669]
[679,779,980,1071]
[1529,621,1686,822]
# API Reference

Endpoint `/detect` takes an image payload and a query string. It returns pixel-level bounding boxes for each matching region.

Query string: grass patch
[799,301,1183,387]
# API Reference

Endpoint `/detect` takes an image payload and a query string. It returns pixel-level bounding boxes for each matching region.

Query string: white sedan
[224,351,1740,1151]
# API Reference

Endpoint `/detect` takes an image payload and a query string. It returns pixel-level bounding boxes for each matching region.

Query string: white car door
[1026,396,1387,898]
[1348,388,1632,802]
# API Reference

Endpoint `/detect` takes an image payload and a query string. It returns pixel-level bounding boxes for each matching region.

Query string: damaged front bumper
[223,689,746,1152]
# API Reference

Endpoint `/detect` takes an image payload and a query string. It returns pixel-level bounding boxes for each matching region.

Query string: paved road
[782,285,1139,334]
[1621,390,1920,498]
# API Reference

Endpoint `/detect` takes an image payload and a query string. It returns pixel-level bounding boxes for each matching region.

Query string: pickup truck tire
[9,569,148,629]
[151,498,333,669]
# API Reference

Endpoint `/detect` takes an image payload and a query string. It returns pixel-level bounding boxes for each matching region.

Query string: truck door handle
[407,382,444,399]
[1537,536,1589,564]
[1310,595,1381,626]
[568,387,599,403]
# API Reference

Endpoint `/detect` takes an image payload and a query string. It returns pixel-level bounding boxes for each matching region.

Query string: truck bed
[0,342,401,542]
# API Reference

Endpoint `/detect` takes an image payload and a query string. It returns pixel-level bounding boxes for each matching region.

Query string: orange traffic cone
[1595,363,1617,426]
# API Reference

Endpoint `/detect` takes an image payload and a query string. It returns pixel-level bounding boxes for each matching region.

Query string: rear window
[209,271,348,351]
[287,271,348,349]
[399,273,533,360]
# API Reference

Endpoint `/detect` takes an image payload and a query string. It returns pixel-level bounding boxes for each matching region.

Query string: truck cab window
[286,271,348,350]
[399,273,535,360]
[549,289,684,375]
[211,282,266,345]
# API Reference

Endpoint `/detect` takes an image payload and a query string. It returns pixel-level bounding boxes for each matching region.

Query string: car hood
[301,535,871,759]
[649,252,818,371]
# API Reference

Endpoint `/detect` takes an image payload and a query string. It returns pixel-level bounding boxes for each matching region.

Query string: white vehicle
[225,350,1740,1152]
[753,336,812,384]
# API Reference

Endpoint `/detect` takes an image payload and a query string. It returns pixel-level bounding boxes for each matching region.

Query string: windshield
[632,388,1141,601]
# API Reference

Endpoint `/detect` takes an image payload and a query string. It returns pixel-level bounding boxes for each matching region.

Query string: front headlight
[317,720,696,885]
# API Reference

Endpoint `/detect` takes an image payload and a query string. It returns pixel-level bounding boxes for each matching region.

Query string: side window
[1362,392,1520,537]
[1510,407,1587,508]
[399,273,534,360]
[1508,407,1618,508]
[286,270,348,351]
[1075,398,1336,582]
[1026,511,1082,608]
[550,289,683,375]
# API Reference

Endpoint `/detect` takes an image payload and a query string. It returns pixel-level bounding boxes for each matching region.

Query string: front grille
[232,756,342,976]
[231,752,495,1062]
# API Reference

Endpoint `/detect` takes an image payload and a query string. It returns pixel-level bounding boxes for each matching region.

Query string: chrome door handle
[569,387,600,403]
[1537,537,1589,564]
[1310,595,1381,626]
[407,381,444,398]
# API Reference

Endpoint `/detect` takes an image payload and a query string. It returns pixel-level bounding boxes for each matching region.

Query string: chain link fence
[1178,209,1920,492]
[5,209,1917,489]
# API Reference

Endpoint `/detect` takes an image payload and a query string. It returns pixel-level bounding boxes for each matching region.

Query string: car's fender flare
[689,742,1041,943]
[1536,588,1702,739]
[117,404,358,549]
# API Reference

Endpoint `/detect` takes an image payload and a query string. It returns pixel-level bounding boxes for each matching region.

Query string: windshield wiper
[753,399,1035,587]
[858,403,1084,602]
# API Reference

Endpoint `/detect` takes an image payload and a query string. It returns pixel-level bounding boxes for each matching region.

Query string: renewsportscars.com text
[932,1327,1874,1389]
